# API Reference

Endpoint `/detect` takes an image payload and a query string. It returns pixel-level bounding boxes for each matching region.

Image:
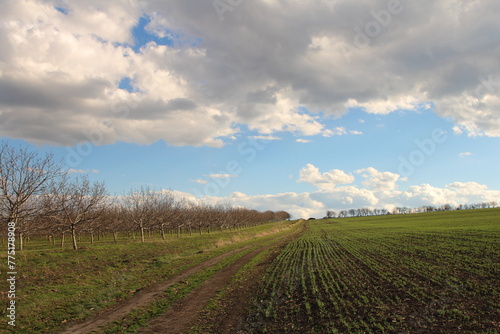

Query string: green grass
[0,221,297,334]
[245,208,500,333]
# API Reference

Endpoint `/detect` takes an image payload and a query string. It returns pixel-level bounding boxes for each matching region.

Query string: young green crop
[244,208,500,333]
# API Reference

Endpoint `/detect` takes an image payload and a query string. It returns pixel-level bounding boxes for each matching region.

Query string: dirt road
[60,246,251,334]
[139,245,270,333]
[60,222,304,334]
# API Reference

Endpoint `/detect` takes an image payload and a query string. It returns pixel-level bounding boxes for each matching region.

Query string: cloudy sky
[1,0,499,218]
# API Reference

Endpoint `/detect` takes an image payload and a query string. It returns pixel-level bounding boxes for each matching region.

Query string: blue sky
[1,1,499,218]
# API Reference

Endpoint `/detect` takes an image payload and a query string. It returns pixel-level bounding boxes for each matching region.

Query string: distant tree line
[0,142,290,250]
[325,201,498,219]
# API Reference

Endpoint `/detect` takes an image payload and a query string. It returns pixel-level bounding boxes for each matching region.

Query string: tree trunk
[160,225,165,240]
[90,231,94,244]
[140,225,145,243]
[19,232,24,251]
[71,225,78,250]
[113,231,118,242]
[177,226,181,238]
[61,232,65,248]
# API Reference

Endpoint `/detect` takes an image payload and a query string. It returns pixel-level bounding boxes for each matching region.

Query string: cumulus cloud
[189,178,499,219]
[226,191,325,219]
[356,167,403,191]
[1,0,499,147]
[298,164,355,190]
[188,166,500,218]
[216,180,500,219]
[395,182,500,208]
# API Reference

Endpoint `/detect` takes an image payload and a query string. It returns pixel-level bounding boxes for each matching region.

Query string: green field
[243,208,500,333]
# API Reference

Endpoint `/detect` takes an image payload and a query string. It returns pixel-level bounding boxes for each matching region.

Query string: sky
[1,0,499,218]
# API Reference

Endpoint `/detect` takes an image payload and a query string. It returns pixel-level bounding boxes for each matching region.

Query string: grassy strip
[0,221,298,333]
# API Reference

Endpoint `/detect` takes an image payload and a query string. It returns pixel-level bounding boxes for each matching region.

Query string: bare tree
[0,142,64,249]
[123,186,159,242]
[326,210,336,219]
[99,203,127,242]
[53,175,108,250]
[275,211,292,221]
[150,191,178,239]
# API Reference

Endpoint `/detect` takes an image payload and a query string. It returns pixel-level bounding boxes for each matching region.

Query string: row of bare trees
[0,142,290,250]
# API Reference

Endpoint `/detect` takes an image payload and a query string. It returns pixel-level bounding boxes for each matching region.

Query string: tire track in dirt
[59,246,252,334]
[139,222,306,334]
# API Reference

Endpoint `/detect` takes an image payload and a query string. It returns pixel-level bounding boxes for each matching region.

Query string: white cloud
[459,152,472,158]
[298,164,355,190]
[356,167,402,191]
[250,135,282,141]
[453,126,464,135]
[396,182,500,208]
[349,130,363,135]
[192,179,209,184]
[218,180,500,219]
[296,138,312,143]
[329,127,347,136]
[1,0,499,147]
[207,173,238,179]
[68,168,99,174]
[345,96,425,115]
[187,166,500,218]
[226,191,324,219]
